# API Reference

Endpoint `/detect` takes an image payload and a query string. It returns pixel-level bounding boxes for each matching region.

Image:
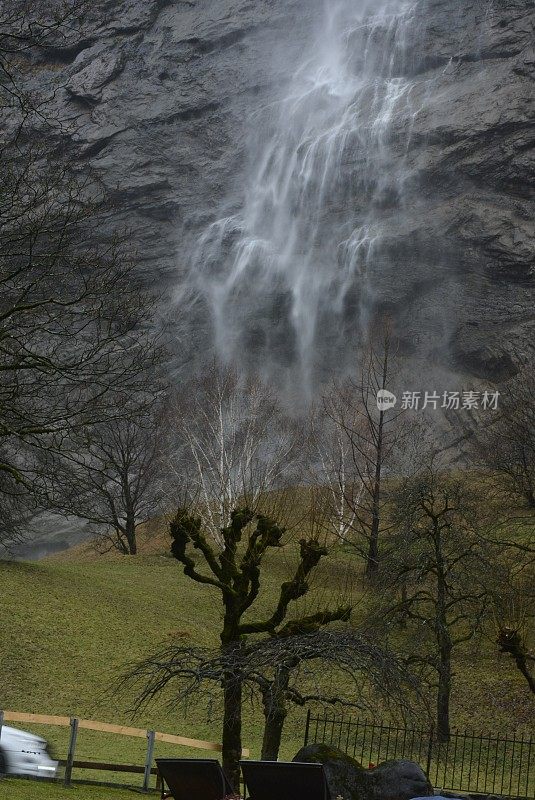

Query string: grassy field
[0,518,533,799]
[0,778,141,799]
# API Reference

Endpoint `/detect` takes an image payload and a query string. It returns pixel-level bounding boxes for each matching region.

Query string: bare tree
[471,358,535,509]
[158,503,351,789]
[47,404,167,555]
[492,567,535,696]
[0,3,163,549]
[323,333,406,576]
[307,402,359,543]
[0,150,159,547]
[164,363,301,545]
[497,628,535,695]
[124,628,422,765]
[376,457,501,742]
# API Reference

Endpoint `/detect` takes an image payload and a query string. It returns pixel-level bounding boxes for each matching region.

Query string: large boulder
[293,743,434,800]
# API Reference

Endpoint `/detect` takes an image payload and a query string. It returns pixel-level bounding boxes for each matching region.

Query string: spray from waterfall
[185,0,422,398]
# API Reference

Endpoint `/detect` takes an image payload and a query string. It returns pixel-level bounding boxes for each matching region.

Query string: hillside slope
[1,528,534,779]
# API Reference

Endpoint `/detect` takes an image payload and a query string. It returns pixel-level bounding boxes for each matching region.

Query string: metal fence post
[143,730,156,792]
[300,711,534,798]
[0,710,4,740]
[304,709,311,747]
[64,717,79,787]
[426,724,434,778]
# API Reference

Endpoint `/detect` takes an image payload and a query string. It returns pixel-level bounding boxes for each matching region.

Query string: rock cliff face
[28,0,534,386]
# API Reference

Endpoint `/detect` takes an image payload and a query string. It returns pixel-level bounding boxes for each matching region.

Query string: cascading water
[186,0,424,397]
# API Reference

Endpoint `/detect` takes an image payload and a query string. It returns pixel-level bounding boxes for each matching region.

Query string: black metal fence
[304,712,535,798]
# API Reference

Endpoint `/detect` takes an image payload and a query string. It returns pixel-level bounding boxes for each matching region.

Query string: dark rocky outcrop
[293,743,434,800]
[21,0,535,381]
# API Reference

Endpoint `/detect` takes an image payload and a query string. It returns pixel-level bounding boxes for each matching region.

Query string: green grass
[0,778,145,799]
[0,541,357,788]
[0,519,534,799]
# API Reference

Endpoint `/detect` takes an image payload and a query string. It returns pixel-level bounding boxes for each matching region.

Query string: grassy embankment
[0,510,533,799]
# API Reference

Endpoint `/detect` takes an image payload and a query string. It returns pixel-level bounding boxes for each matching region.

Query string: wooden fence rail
[0,709,249,791]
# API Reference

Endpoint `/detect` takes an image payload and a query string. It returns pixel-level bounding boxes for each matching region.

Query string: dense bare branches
[375,458,502,741]
[322,333,407,575]
[0,2,164,548]
[45,405,167,555]
[163,363,301,545]
[470,359,535,510]
[124,628,421,720]
[0,148,161,546]
[0,0,85,138]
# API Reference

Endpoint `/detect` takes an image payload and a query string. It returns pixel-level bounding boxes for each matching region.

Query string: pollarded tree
[166,505,352,789]
[497,628,535,695]
[492,566,535,696]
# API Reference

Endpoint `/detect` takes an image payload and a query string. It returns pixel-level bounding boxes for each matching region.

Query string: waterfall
[186,0,423,397]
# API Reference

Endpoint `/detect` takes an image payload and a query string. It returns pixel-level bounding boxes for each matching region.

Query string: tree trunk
[260,667,290,761]
[260,701,287,761]
[125,512,137,555]
[123,482,137,554]
[515,655,535,695]
[434,522,452,743]
[366,409,384,578]
[436,644,452,742]
[221,673,243,791]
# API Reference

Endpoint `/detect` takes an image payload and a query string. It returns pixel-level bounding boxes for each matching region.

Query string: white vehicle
[0,725,58,778]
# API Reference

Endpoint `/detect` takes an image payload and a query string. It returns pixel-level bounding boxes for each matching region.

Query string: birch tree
[164,363,301,545]
[307,403,359,542]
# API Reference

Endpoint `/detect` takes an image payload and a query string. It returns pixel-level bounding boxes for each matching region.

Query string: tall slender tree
[323,332,405,576]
